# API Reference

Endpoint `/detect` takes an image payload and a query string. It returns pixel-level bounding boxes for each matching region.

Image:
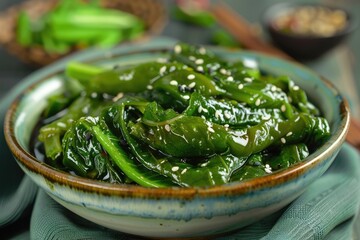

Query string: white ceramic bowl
[4,40,350,238]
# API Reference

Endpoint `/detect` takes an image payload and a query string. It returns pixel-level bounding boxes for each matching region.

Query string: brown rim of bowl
[3,58,350,200]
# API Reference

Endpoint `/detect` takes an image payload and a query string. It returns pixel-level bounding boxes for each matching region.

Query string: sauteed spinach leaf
[37,43,331,187]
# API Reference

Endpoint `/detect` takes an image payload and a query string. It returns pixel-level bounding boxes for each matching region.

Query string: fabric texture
[0,94,38,228]
[22,144,360,239]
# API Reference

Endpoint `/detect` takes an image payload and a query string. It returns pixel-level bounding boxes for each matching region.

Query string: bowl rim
[262,2,358,40]
[3,45,351,199]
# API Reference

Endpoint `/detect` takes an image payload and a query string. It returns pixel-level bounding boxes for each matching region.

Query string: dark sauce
[30,119,46,163]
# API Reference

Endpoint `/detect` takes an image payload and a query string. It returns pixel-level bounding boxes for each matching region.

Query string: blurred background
[0,0,359,121]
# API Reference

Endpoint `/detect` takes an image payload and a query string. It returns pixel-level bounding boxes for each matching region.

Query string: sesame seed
[183,95,190,100]
[112,92,124,102]
[172,166,179,172]
[202,108,208,113]
[224,111,231,119]
[187,74,195,80]
[181,168,188,174]
[281,137,286,144]
[198,106,204,113]
[174,45,181,54]
[286,132,293,137]
[91,92,98,98]
[195,59,204,65]
[293,85,300,91]
[188,82,196,88]
[170,80,178,86]
[255,98,261,106]
[271,86,277,92]
[56,122,66,128]
[189,56,196,61]
[220,68,227,75]
[147,85,153,90]
[265,169,272,174]
[159,66,167,75]
[224,124,230,128]
[210,66,218,71]
[227,76,234,81]
[262,115,271,120]
[265,164,272,174]
[196,66,204,72]
[244,77,253,82]
[198,47,206,55]
[281,104,286,112]
[208,127,215,133]
[238,83,244,90]
[164,124,171,132]
[201,162,208,167]
[215,110,222,119]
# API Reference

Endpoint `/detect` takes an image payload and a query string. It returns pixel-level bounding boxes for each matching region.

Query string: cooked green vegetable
[16,0,144,53]
[36,43,331,187]
[62,116,173,187]
[16,11,32,46]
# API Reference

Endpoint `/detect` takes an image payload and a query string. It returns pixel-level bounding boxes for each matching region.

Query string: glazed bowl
[4,39,350,238]
[263,2,357,60]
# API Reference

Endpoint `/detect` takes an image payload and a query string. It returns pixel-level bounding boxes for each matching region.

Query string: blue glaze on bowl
[4,38,349,238]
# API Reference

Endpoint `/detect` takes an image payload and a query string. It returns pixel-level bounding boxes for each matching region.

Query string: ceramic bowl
[263,2,357,60]
[4,39,350,238]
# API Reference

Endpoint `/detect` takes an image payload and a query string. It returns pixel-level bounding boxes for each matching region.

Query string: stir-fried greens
[36,43,331,187]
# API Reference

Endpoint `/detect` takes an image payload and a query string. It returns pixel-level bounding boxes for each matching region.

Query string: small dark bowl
[263,2,357,60]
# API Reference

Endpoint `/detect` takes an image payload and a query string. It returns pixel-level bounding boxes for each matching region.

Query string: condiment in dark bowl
[263,2,357,60]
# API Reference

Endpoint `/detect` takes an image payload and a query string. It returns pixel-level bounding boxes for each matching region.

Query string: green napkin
[0,95,38,229]
[25,144,360,240]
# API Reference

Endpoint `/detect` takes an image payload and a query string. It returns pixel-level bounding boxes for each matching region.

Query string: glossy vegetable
[36,43,331,187]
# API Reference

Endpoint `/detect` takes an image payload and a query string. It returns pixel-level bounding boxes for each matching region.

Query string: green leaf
[16,11,33,46]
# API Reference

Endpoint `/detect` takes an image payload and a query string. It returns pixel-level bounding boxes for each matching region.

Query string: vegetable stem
[66,62,104,84]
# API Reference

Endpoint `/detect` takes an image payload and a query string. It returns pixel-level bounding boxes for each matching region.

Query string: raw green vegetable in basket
[16,0,144,53]
[35,42,331,188]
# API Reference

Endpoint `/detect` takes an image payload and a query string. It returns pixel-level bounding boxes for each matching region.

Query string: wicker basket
[0,0,167,66]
